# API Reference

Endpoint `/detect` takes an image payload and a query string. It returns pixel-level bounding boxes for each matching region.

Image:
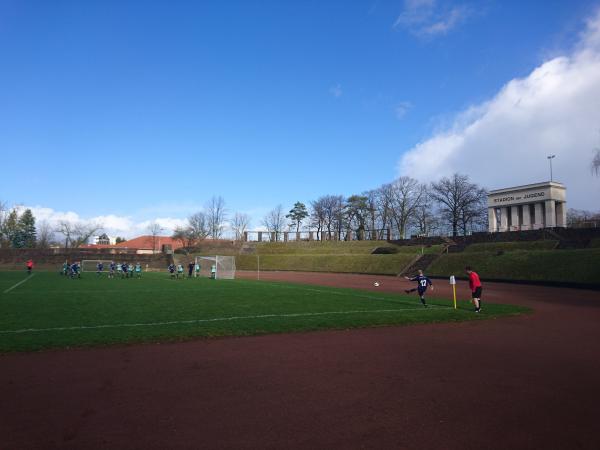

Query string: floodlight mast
[547,154,556,182]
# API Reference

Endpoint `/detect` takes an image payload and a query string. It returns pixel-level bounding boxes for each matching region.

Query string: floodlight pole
[547,155,556,182]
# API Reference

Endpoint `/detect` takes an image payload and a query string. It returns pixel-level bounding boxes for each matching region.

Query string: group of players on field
[48,259,482,311]
[60,261,143,278]
[167,262,216,279]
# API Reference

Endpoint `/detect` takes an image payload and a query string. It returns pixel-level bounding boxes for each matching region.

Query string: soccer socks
[420,296,427,306]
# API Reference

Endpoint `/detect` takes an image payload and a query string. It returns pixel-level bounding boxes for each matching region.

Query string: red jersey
[26,260,33,269]
[468,271,481,291]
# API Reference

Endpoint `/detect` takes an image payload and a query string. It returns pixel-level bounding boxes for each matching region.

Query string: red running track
[1,271,599,450]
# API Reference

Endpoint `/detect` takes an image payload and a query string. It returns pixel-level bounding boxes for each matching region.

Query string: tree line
[259,173,489,240]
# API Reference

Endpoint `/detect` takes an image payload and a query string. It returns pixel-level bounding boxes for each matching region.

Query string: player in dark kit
[168,263,176,279]
[96,262,104,277]
[188,262,194,278]
[404,269,434,307]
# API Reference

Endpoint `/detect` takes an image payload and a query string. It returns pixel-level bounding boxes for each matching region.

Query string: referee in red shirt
[465,266,482,312]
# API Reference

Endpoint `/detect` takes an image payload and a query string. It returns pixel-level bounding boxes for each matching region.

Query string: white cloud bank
[17,206,188,240]
[399,8,600,210]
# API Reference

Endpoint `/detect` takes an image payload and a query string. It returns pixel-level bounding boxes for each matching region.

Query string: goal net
[194,255,236,279]
[81,260,114,272]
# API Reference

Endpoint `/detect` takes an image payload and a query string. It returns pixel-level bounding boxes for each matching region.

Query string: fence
[243,229,392,242]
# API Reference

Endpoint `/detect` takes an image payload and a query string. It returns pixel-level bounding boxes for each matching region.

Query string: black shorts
[472,287,482,299]
[418,287,427,296]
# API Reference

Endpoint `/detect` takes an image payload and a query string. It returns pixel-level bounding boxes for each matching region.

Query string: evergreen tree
[3,209,19,247]
[17,209,37,248]
[286,202,309,232]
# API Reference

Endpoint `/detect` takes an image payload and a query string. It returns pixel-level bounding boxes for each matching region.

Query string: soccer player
[117,263,123,277]
[62,260,69,276]
[177,263,184,279]
[128,263,134,279]
[404,269,433,307]
[466,266,483,312]
[188,261,194,278]
[26,259,34,275]
[168,263,176,279]
[70,261,80,279]
[96,261,104,277]
[210,264,216,279]
[195,261,200,278]
[109,261,116,278]
[121,263,128,279]
[135,262,142,278]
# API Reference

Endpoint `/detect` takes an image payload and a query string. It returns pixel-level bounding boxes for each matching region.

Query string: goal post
[80,260,114,272]
[194,255,236,279]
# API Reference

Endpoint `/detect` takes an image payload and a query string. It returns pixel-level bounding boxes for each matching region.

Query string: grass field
[463,240,558,253]
[0,271,526,353]
[428,248,600,284]
[236,253,417,274]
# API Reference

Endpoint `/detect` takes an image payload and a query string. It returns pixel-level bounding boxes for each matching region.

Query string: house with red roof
[82,235,183,254]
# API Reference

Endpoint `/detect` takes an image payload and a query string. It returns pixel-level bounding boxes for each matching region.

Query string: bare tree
[317,195,345,239]
[56,221,102,248]
[206,196,227,239]
[262,205,286,240]
[430,173,487,237]
[147,222,163,253]
[231,212,250,241]
[310,198,326,240]
[383,176,425,239]
[36,220,55,249]
[188,212,210,242]
[412,187,441,237]
[172,226,195,255]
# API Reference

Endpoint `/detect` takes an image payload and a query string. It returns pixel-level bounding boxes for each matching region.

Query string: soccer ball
[374,282,380,287]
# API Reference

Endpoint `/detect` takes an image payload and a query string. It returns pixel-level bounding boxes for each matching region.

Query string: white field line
[2,274,35,294]
[0,306,449,335]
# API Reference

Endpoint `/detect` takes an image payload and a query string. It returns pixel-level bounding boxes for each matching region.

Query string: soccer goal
[194,255,236,279]
[81,260,114,272]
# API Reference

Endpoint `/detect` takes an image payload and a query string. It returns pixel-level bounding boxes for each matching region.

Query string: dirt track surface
[1,271,599,450]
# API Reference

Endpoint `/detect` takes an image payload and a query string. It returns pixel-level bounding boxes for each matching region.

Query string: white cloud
[398,8,600,210]
[329,83,343,98]
[394,0,471,38]
[395,101,413,120]
[15,206,188,240]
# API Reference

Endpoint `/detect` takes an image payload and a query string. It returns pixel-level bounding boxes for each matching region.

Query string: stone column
[556,202,567,227]
[521,205,531,230]
[499,207,508,231]
[258,231,263,242]
[488,208,497,232]
[309,231,314,241]
[296,232,301,241]
[545,200,556,228]
[243,231,248,242]
[533,203,544,229]
[511,206,520,231]
[283,232,288,242]
[270,232,276,242]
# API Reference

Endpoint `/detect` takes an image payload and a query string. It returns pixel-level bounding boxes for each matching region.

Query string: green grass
[428,248,600,284]
[0,271,526,352]
[590,238,600,248]
[236,254,417,274]
[463,241,558,253]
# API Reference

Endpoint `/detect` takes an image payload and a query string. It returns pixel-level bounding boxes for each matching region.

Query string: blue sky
[1,0,600,235]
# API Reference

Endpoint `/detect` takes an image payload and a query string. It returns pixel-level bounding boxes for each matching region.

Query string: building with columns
[488,182,567,232]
